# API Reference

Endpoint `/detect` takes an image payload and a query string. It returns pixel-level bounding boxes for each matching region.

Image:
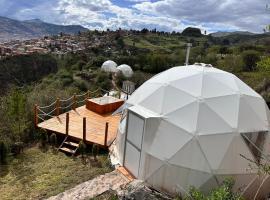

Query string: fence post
[72,94,77,110]
[34,104,38,127]
[66,113,69,136]
[83,117,86,142]
[56,98,60,116]
[104,122,109,147]
[118,90,121,99]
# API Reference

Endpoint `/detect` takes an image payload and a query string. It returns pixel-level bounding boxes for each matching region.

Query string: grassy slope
[0,146,112,200]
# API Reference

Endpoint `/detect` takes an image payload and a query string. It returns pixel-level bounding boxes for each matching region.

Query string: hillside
[0,16,88,42]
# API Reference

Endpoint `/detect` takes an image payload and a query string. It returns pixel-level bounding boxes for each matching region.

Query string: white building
[101,60,118,73]
[114,64,270,199]
[117,64,133,78]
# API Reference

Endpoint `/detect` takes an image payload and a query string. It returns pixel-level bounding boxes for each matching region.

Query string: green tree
[241,50,260,71]
[6,89,28,142]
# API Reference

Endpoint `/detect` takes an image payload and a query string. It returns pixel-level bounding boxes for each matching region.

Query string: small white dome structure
[117,64,133,78]
[101,60,118,73]
[114,64,270,199]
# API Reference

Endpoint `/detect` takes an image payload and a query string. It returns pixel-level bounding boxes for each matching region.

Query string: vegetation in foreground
[0,146,112,200]
[90,178,243,200]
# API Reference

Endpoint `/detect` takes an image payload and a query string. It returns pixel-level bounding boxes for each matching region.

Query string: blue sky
[0,0,269,33]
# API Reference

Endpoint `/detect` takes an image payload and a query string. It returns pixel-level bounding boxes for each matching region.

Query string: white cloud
[0,0,268,32]
[55,0,184,31]
[133,0,270,32]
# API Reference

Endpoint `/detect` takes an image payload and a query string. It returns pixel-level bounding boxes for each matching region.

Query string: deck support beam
[104,122,109,146]
[66,113,69,136]
[83,117,86,142]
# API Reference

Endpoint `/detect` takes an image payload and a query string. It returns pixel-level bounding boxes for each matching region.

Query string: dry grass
[0,146,112,200]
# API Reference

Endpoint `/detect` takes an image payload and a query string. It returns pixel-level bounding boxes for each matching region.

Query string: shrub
[94,70,112,90]
[10,142,24,156]
[0,140,8,164]
[39,130,48,149]
[74,80,88,91]
[78,140,86,157]
[49,133,57,147]
[217,55,244,73]
[183,178,243,200]
[257,56,270,72]
[241,50,260,71]
[92,144,99,161]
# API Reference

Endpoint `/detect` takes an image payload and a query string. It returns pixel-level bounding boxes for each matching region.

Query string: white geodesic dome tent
[114,64,270,199]
[101,60,118,73]
[117,64,133,78]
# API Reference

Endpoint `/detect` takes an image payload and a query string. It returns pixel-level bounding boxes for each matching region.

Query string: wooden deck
[37,105,121,146]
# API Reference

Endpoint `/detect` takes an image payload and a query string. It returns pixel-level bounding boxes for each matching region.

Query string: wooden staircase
[58,136,79,156]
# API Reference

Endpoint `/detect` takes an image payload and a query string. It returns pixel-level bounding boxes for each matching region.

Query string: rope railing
[59,96,73,103]
[34,88,112,127]
[38,100,57,109]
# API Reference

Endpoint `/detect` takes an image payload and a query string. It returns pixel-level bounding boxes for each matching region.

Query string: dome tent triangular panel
[204,95,239,129]
[140,86,166,114]
[146,120,193,160]
[169,138,213,173]
[162,85,197,114]
[197,133,235,170]
[165,101,199,133]
[197,102,233,135]
[238,96,268,132]
[114,64,270,197]
[201,73,237,98]
[170,73,203,97]
[128,82,163,105]
[243,95,269,128]
[216,135,258,174]
[234,77,261,98]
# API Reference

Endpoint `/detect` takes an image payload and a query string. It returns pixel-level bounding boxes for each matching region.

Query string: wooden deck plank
[38,105,121,146]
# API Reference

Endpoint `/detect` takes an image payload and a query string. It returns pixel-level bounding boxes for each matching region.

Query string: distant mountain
[0,16,88,42]
[210,31,256,37]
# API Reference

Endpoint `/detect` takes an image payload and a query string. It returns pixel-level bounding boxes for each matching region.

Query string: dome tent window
[113,64,270,199]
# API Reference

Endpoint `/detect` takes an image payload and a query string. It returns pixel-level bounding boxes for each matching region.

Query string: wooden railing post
[83,117,86,142]
[34,104,38,127]
[118,90,121,99]
[104,122,109,146]
[56,98,60,116]
[87,90,90,99]
[72,94,77,110]
[65,113,69,136]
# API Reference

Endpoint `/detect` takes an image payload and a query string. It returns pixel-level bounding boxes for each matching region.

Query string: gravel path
[47,170,129,200]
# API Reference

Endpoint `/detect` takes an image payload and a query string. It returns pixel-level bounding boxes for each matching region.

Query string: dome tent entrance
[115,64,270,199]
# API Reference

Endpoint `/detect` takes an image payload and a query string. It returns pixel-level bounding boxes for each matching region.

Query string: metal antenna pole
[185,43,192,66]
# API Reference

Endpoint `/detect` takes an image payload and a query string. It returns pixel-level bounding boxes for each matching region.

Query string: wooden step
[59,147,76,154]
[117,166,135,181]
[64,141,79,148]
